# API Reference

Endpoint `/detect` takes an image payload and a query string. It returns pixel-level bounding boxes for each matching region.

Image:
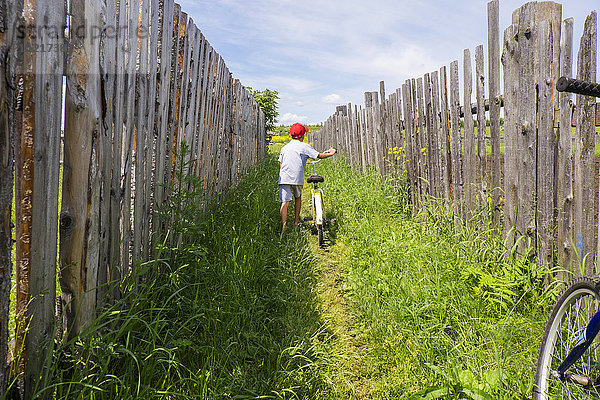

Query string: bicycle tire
[317,223,324,247]
[534,275,600,399]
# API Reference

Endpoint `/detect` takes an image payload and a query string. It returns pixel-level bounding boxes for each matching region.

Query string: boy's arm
[317,147,337,159]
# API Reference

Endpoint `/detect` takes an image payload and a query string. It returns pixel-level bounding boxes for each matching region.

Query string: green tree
[248,87,279,131]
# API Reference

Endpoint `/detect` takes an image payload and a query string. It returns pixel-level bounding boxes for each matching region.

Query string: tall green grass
[32,149,556,399]
[36,150,336,399]
[319,159,555,398]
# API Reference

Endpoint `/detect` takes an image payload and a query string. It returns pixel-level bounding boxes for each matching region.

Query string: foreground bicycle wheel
[534,276,600,399]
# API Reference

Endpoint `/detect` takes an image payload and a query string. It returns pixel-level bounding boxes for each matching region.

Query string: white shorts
[279,184,303,202]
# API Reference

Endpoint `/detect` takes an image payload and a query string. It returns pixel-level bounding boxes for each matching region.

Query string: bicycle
[303,158,335,248]
[533,77,600,399]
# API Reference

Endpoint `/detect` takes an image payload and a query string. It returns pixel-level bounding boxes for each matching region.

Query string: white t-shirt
[278,140,320,185]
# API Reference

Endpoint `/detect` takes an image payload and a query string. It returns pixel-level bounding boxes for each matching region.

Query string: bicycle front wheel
[534,276,600,399]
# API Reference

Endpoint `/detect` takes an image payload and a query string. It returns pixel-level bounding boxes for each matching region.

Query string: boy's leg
[280,201,290,226]
[294,196,302,226]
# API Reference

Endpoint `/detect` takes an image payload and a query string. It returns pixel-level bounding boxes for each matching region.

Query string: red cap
[290,123,309,139]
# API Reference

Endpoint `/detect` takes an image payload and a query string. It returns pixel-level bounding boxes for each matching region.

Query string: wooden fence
[314,1,599,279]
[0,0,266,396]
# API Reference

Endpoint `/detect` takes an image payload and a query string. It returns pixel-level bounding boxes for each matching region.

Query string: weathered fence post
[24,0,64,392]
[463,49,476,217]
[449,60,463,220]
[134,0,151,266]
[60,0,103,339]
[574,11,597,274]
[474,44,487,211]
[487,0,502,226]
[0,0,13,393]
[440,66,452,204]
[430,71,443,199]
[557,17,574,276]
[416,78,427,196]
[537,17,559,272]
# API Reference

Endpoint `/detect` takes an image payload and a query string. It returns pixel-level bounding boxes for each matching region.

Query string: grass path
[37,150,554,399]
[310,241,373,398]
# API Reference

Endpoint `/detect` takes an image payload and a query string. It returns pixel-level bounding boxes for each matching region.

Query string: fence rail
[314,0,598,282]
[0,0,266,396]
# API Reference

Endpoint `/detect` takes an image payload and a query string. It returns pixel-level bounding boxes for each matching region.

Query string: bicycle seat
[307,175,324,183]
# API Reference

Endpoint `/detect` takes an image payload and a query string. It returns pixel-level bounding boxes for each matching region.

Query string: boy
[278,123,336,230]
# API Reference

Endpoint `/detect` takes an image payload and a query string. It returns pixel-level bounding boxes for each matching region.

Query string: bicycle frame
[305,159,333,247]
[311,187,324,226]
[308,159,324,225]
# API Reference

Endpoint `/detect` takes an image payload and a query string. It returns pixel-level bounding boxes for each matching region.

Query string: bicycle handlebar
[556,77,600,98]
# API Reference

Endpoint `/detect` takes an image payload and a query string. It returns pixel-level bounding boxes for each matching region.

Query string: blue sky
[177,0,598,125]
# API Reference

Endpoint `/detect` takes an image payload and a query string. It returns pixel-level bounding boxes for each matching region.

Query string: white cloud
[279,112,308,125]
[322,94,341,104]
[177,0,598,124]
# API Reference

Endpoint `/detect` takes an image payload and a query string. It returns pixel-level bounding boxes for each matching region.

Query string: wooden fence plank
[364,92,374,167]
[15,0,36,383]
[423,73,438,197]
[109,0,129,300]
[557,17,574,275]
[98,0,117,309]
[475,44,487,209]
[416,78,427,196]
[502,20,519,245]
[175,16,193,159]
[402,81,418,208]
[537,19,557,271]
[134,0,151,265]
[514,3,537,250]
[189,32,207,179]
[379,81,388,176]
[395,89,405,177]
[216,71,233,195]
[574,11,597,274]
[164,8,185,220]
[143,0,160,260]
[25,0,64,391]
[487,0,502,225]
[537,2,562,272]
[194,37,210,181]
[430,71,443,199]
[449,60,463,220]
[440,66,452,203]
[122,0,141,272]
[358,105,367,172]
[462,49,476,216]
[0,0,12,391]
[152,0,175,250]
[183,25,202,176]
[348,103,357,170]
[60,0,103,339]
[198,47,216,188]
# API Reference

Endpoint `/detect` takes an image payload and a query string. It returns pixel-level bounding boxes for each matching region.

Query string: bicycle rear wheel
[317,224,324,247]
[534,276,600,399]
